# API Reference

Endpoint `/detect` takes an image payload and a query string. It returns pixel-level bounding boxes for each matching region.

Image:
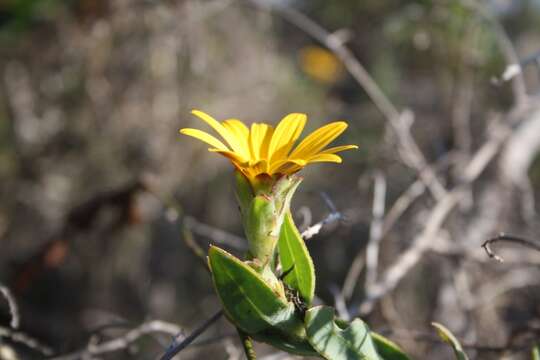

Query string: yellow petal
[209,149,249,164]
[320,144,358,154]
[307,153,343,163]
[248,159,268,176]
[191,110,244,154]
[180,128,229,150]
[268,113,307,163]
[222,119,251,160]
[280,154,342,174]
[249,123,274,160]
[270,159,308,174]
[268,158,306,174]
[289,121,348,159]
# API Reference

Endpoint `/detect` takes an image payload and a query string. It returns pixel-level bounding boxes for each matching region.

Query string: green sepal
[208,246,305,336]
[235,171,253,216]
[269,175,303,234]
[278,211,315,304]
[432,322,469,360]
[305,306,382,360]
[253,331,322,357]
[371,332,411,360]
[242,175,302,266]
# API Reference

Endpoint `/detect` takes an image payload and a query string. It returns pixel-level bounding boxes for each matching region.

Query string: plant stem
[237,328,257,360]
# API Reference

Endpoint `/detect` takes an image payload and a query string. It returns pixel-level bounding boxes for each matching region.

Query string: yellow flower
[299,45,344,84]
[180,110,358,182]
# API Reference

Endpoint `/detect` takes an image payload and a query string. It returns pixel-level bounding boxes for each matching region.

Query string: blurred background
[0,0,540,359]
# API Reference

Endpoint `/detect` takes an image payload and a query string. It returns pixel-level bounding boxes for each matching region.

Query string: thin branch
[381,328,533,354]
[0,326,53,356]
[160,310,223,360]
[358,122,510,315]
[182,225,210,271]
[301,192,342,240]
[184,216,246,250]
[341,254,364,302]
[330,284,350,321]
[482,233,540,263]
[365,172,387,292]
[461,0,528,104]
[0,284,19,329]
[381,180,425,237]
[341,172,387,300]
[381,151,456,238]
[301,212,342,240]
[50,320,182,360]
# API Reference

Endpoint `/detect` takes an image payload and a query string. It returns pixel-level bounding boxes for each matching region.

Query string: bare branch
[341,172,386,301]
[462,0,528,104]
[482,233,540,263]
[359,122,510,314]
[381,180,425,236]
[160,310,223,360]
[301,212,341,240]
[0,326,53,356]
[364,172,387,291]
[51,320,182,360]
[182,225,210,271]
[301,192,342,240]
[0,285,19,329]
[184,216,246,250]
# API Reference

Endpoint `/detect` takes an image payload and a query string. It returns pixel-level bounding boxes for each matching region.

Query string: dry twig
[482,233,540,263]
[184,216,246,250]
[0,284,19,329]
[160,310,223,360]
[50,320,182,360]
[0,326,53,357]
[359,121,511,314]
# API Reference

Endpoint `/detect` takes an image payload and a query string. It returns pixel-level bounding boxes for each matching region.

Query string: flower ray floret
[180,110,357,183]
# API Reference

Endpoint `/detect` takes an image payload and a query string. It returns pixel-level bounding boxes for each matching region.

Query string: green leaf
[432,322,469,360]
[208,246,302,334]
[532,344,540,360]
[253,331,322,357]
[305,305,382,360]
[371,332,411,360]
[278,211,316,304]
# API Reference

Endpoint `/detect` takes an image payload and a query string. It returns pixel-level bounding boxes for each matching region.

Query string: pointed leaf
[432,322,469,360]
[209,246,301,334]
[305,306,382,360]
[371,332,411,360]
[278,212,316,304]
[253,331,321,357]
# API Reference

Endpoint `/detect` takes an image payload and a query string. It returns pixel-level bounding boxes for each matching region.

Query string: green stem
[237,328,257,360]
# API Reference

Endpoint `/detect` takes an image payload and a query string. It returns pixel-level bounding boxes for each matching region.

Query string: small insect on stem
[278,264,309,319]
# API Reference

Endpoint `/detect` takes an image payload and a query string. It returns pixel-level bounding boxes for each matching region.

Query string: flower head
[180,110,357,183]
